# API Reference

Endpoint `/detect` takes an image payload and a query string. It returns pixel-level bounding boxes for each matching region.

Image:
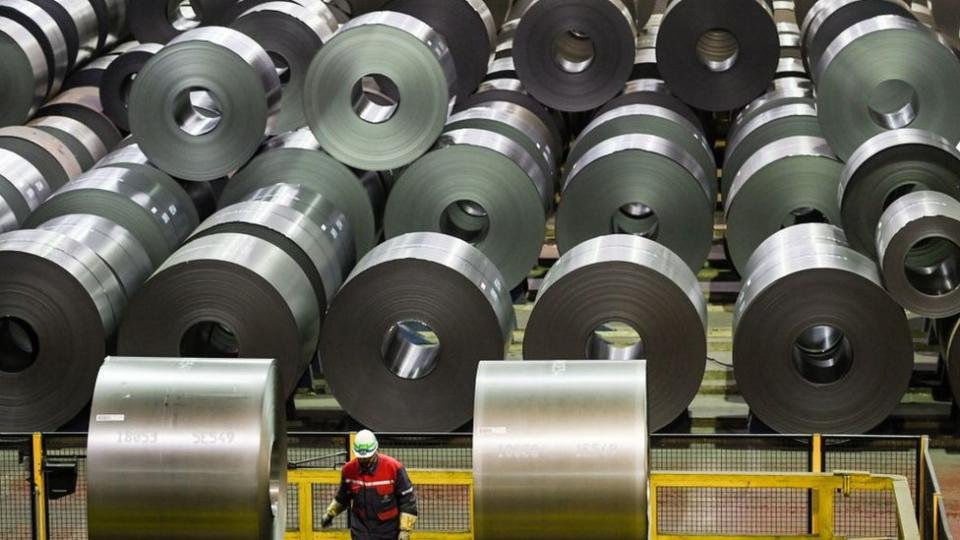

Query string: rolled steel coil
[840,129,960,259]
[474,359,649,540]
[99,43,163,132]
[190,182,355,313]
[129,27,282,181]
[384,128,550,288]
[724,135,842,274]
[117,232,321,396]
[939,317,960,406]
[222,128,377,256]
[29,115,109,170]
[0,0,69,98]
[513,0,637,112]
[38,86,122,153]
[876,190,960,317]
[931,0,960,49]
[25,166,199,265]
[523,234,706,430]
[0,148,49,228]
[0,17,47,126]
[557,133,714,272]
[810,13,960,160]
[0,126,82,189]
[88,356,286,540]
[302,11,457,170]
[733,223,913,433]
[231,1,339,134]
[319,232,515,432]
[127,0,236,44]
[656,0,779,111]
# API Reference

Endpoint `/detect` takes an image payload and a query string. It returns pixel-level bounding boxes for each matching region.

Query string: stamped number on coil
[193,431,235,445]
[116,431,158,445]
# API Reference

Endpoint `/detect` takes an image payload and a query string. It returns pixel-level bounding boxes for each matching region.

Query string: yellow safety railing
[648,471,920,540]
[285,468,473,540]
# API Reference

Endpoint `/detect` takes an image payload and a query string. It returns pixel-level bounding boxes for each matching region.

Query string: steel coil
[303,11,457,170]
[0,0,69,97]
[0,148,49,228]
[232,1,338,134]
[840,129,960,259]
[931,0,960,49]
[29,115,108,170]
[99,43,163,132]
[513,0,637,112]
[25,166,199,265]
[940,317,960,405]
[876,190,960,317]
[0,126,82,189]
[319,232,515,432]
[733,223,913,433]
[38,86,122,153]
[88,356,286,540]
[191,182,355,313]
[812,14,960,160]
[725,136,842,273]
[523,235,705,430]
[385,128,549,288]
[127,0,236,44]
[473,360,649,540]
[129,27,282,181]
[116,233,320,396]
[557,133,714,272]
[452,89,564,164]
[0,17,47,126]
[657,0,779,111]
[0,226,127,430]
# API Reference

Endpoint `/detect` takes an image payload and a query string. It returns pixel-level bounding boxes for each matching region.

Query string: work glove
[398,532,410,540]
[399,512,417,540]
[321,500,345,528]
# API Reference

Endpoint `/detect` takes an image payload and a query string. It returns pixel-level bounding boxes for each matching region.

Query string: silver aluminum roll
[0,227,124,430]
[657,0,779,111]
[724,136,843,274]
[37,213,153,299]
[25,166,199,265]
[99,43,163,132]
[0,126,83,189]
[221,128,377,256]
[0,0,69,97]
[190,182,355,312]
[0,17,47,126]
[29,115,108,170]
[876,190,960,317]
[232,1,338,134]
[384,128,549,288]
[0,148,50,228]
[557,133,714,272]
[88,357,286,540]
[812,14,960,160]
[319,232,515,432]
[474,360,648,540]
[117,233,321,396]
[723,99,821,199]
[38,86,123,153]
[523,235,705,430]
[129,27,282,181]
[303,11,457,170]
[839,129,960,259]
[127,0,236,44]
[513,0,637,112]
[733,223,913,433]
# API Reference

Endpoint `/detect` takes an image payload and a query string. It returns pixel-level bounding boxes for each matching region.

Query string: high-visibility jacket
[334,454,418,540]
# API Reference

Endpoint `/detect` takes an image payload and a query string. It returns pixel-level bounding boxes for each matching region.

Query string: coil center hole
[696,29,740,72]
[904,236,960,296]
[351,74,400,124]
[268,51,292,86]
[611,202,660,240]
[174,87,223,137]
[553,29,595,74]
[167,0,201,31]
[883,183,918,211]
[792,324,853,384]
[381,320,440,380]
[868,79,919,130]
[0,316,39,373]
[780,206,828,229]
[586,321,645,360]
[439,199,490,245]
[180,321,240,358]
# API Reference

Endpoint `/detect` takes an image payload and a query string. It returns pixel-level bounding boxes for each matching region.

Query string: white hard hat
[354,430,379,459]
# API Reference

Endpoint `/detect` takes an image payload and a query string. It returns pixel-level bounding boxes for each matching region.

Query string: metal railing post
[31,433,47,540]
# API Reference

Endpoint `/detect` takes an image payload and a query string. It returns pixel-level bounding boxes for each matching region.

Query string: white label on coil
[96,414,125,422]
